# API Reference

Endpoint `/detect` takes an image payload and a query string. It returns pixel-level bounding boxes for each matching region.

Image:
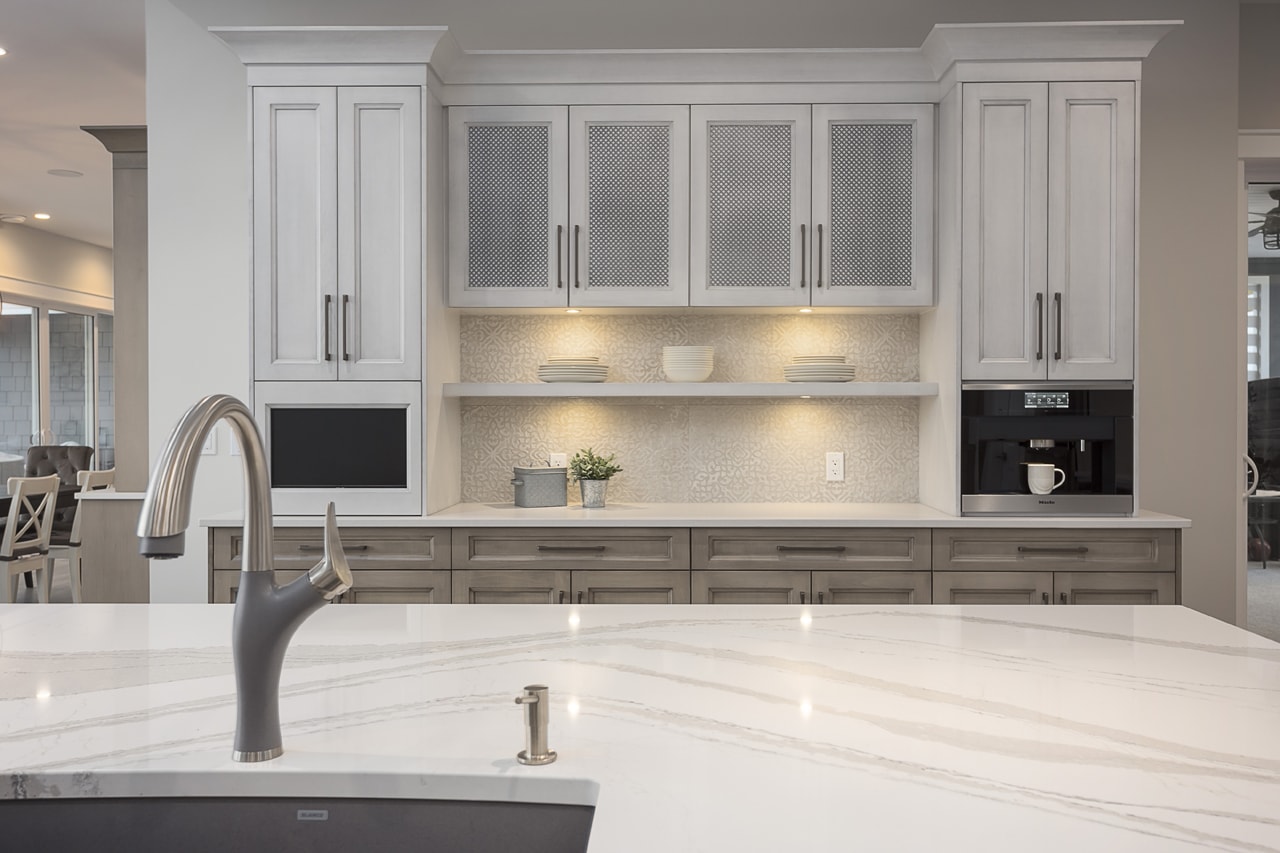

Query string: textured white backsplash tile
[459,314,920,504]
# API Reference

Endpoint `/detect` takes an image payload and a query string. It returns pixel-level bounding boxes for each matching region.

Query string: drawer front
[692,570,811,605]
[1054,572,1176,606]
[693,528,930,570]
[932,529,1175,572]
[213,527,451,573]
[452,569,572,604]
[454,528,689,570]
[812,570,932,605]
[571,570,691,605]
[933,571,1053,605]
[339,570,452,604]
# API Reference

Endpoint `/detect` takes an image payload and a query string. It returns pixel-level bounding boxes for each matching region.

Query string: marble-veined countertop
[1,603,1273,851]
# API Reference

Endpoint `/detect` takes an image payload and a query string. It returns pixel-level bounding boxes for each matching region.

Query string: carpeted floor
[12,560,1280,643]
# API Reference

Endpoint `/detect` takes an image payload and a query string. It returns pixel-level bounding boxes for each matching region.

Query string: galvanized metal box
[511,467,568,508]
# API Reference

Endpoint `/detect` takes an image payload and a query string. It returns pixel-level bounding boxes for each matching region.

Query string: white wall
[148,0,1243,622]
[1240,3,1280,130]
[145,0,250,601]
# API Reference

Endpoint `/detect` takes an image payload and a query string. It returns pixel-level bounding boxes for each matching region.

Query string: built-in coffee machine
[961,383,1134,515]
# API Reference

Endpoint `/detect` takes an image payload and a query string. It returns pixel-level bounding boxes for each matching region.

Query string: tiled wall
[459,314,920,504]
[0,316,34,453]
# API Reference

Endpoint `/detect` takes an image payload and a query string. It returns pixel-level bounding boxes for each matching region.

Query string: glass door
[0,302,38,481]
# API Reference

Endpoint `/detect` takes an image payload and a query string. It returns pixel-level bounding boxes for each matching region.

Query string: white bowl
[664,365,713,382]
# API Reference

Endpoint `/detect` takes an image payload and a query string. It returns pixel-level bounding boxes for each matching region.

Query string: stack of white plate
[537,356,609,383]
[783,355,855,383]
[662,346,714,382]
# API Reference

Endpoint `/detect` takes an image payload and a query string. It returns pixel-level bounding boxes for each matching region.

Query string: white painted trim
[212,26,456,66]
[440,82,943,107]
[0,277,114,315]
[920,20,1180,78]
[443,382,937,398]
[246,65,428,88]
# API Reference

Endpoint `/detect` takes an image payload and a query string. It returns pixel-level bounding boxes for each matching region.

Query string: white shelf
[442,381,938,398]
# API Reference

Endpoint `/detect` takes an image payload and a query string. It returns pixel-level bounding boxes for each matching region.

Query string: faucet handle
[307,503,354,601]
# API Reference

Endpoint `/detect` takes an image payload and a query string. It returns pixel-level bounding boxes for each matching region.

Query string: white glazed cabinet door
[447,106,569,308]
[811,104,934,307]
[960,83,1049,381]
[1046,82,1136,381]
[690,105,811,307]
[337,87,422,381]
[568,106,689,307]
[252,87,339,381]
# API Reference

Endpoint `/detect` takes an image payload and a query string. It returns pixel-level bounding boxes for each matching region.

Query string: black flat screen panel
[270,407,407,489]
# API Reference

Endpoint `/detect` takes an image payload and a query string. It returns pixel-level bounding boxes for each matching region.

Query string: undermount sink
[5,772,599,853]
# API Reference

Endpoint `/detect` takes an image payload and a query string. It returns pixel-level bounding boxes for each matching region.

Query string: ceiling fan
[1249,188,1280,249]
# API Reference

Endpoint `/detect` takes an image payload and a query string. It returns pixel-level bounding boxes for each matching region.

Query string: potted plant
[569,447,622,508]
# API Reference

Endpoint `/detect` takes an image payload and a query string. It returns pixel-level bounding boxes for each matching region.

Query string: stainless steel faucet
[137,394,352,762]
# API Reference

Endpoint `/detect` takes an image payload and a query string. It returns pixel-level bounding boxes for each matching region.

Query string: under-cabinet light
[799,308,813,314]
[33,213,50,220]
[566,308,581,314]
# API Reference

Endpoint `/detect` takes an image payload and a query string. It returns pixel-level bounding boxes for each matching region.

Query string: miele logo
[297,810,329,821]
[1037,499,1057,505]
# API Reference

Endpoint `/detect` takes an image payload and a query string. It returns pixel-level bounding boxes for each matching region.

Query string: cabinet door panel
[1054,572,1174,606]
[569,106,689,307]
[448,106,568,308]
[212,570,309,604]
[452,569,571,604]
[1047,82,1135,381]
[813,571,932,604]
[253,87,338,381]
[338,87,422,380]
[933,571,1052,605]
[692,570,810,604]
[340,570,451,604]
[812,104,933,307]
[572,570,691,605]
[691,105,811,307]
[961,82,1049,381]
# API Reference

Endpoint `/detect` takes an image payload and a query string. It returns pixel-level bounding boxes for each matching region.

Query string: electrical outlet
[825,451,844,482]
[201,426,217,455]
[548,452,568,468]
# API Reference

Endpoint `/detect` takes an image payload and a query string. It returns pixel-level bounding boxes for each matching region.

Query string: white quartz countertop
[1,603,1274,851]
[201,502,1190,528]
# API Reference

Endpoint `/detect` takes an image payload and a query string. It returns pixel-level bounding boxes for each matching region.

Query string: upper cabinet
[448,105,690,308]
[690,104,934,308]
[960,81,1136,381]
[252,86,422,381]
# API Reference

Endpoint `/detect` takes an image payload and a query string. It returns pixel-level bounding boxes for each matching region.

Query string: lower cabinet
[452,569,691,604]
[933,571,1175,605]
[691,570,934,605]
[813,570,933,605]
[693,570,810,605]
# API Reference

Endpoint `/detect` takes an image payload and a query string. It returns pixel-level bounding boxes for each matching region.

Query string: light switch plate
[825,451,844,482]
[201,427,217,455]
[548,452,568,468]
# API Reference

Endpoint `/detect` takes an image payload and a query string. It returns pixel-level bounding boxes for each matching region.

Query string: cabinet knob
[1060,592,1069,604]
[558,590,566,604]
[1041,592,1049,604]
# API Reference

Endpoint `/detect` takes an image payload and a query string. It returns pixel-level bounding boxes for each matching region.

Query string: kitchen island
[2,603,1276,851]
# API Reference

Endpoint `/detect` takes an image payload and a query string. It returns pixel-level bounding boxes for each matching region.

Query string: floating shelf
[443,381,938,398]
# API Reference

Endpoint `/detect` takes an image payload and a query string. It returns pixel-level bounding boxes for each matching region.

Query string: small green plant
[569,447,623,481]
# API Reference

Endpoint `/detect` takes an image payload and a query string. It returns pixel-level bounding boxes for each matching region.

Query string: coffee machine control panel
[1023,391,1070,409]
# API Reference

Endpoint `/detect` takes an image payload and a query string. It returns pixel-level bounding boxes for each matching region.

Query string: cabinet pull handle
[1053,292,1063,361]
[816,224,824,288]
[558,590,566,604]
[799,591,806,604]
[799,224,806,288]
[1035,292,1044,361]
[556,224,564,288]
[1017,546,1089,555]
[1041,592,1049,604]
[573,225,581,289]
[818,591,825,605]
[577,591,584,604]
[298,544,368,552]
[536,545,606,553]
[1060,592,1069,604]
[341,294,351,362]
[323,294,333,362]
[776,545,847,553]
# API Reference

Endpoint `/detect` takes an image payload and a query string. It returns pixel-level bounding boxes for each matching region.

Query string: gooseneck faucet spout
[137,394,352,762]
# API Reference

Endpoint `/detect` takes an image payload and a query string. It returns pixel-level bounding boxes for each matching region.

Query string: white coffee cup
[1026,463,1066,495]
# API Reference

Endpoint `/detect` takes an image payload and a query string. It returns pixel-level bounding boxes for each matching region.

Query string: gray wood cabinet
[933,571,1054,605]
[252,85,421,382]
[812,570,932,604]
[694,527,930,570]
[693,570,811,605]
[452,569,571,604]
[454,527,689,571]
[572,570,691,605]
[961,81,1135,381]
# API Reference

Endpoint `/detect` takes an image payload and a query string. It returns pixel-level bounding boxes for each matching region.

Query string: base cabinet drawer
[694,528,930,570]
[572,570,691,605]
[813,571,932,604]
[1054,572,1175,605]
[212,570,308,604]
[933,529,1175,572]
[692,570,810,604]
[338,570,452,604]
[454,528,689,570]
[453,569,571,604]
[211,527,450,573]
[933,571,1054,605]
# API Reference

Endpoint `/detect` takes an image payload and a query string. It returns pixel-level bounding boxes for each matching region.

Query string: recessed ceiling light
[47,169,83,178]
[0,214,26,224]
[33,213,51,221]
[0,48,7,57]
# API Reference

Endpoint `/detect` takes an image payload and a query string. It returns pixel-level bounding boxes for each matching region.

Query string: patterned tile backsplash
[459,314,920,504]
